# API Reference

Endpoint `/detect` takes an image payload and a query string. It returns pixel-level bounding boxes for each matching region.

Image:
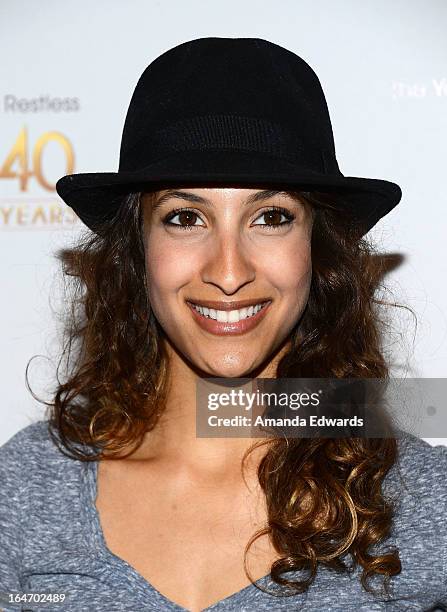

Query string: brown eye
[177,211,197,226]
[263,210,283,225]
[252,207,295,228]
[164,208,205,229]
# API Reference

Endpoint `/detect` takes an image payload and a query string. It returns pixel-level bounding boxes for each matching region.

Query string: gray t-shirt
[0,420,446,612]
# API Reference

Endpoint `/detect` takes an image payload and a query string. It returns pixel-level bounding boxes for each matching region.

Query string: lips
[186,299,272,336]
[186,298,271,311]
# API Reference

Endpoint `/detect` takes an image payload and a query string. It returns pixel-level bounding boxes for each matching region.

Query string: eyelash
[162,206,296,231]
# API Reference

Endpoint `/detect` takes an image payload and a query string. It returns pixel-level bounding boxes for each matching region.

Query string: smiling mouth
[186,300,272,335]
[187,300,270,323]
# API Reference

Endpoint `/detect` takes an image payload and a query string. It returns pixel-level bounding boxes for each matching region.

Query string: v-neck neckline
[80,458,273,611]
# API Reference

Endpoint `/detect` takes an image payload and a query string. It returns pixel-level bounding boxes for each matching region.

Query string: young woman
[1,37,446,612]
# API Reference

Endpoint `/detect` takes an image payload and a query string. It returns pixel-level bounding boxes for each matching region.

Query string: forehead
[142,187,307,206]
[156,187,294,196]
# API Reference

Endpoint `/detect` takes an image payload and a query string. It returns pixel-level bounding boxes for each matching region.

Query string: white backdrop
[0,0,446,446]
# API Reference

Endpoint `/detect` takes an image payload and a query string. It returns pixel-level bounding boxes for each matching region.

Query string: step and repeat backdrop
[1,0,446,445]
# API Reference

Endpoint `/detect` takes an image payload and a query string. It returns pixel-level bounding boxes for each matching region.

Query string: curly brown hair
[29,189,407,599]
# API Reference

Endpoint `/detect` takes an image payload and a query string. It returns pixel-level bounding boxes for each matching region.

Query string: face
[142,187,314,378]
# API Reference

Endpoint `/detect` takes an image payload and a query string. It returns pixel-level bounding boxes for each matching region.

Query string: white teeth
[228,310,239,323]
[191,302,267,322]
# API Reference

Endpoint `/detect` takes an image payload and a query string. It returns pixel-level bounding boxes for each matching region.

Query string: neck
[126,337,289,476]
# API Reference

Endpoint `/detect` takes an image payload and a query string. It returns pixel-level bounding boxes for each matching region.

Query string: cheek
[144,234,197,305]
[263,240,312,296]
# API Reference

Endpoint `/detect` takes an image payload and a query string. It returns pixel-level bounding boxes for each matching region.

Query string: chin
[200,356,261,379]
[212,368,251,379]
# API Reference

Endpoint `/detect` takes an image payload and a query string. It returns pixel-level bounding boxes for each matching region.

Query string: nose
[200,231,256,295]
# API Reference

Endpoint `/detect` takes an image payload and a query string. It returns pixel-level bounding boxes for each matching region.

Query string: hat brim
[56,149,402,235]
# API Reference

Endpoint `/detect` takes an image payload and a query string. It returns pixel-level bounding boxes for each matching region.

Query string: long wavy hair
[29,188,409,598]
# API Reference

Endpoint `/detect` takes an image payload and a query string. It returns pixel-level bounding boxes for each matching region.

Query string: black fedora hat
[56,36,402,235]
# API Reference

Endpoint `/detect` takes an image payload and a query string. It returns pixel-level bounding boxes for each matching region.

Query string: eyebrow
[151,189,297,210]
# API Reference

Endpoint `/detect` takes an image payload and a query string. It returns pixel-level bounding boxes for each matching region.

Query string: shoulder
[0,420,85,497]
[0,419,55,454]
[382,432,447,592]
[384,432,447,515]
[390,431,447,498]
[384,433,447,558]
[0,420,94,548]
[1,419,60,463]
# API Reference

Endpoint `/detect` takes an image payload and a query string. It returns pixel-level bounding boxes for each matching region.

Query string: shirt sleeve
[0,428,26,602]
[434,442,447,608]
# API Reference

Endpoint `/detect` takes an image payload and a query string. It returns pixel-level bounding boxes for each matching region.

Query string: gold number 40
[0,126,75,191]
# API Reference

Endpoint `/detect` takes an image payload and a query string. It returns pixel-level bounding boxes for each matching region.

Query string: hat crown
[118,37,338,174]
[55,36,402,236]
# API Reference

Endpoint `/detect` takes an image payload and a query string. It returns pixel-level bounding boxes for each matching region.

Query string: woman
[1,37,446,612]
